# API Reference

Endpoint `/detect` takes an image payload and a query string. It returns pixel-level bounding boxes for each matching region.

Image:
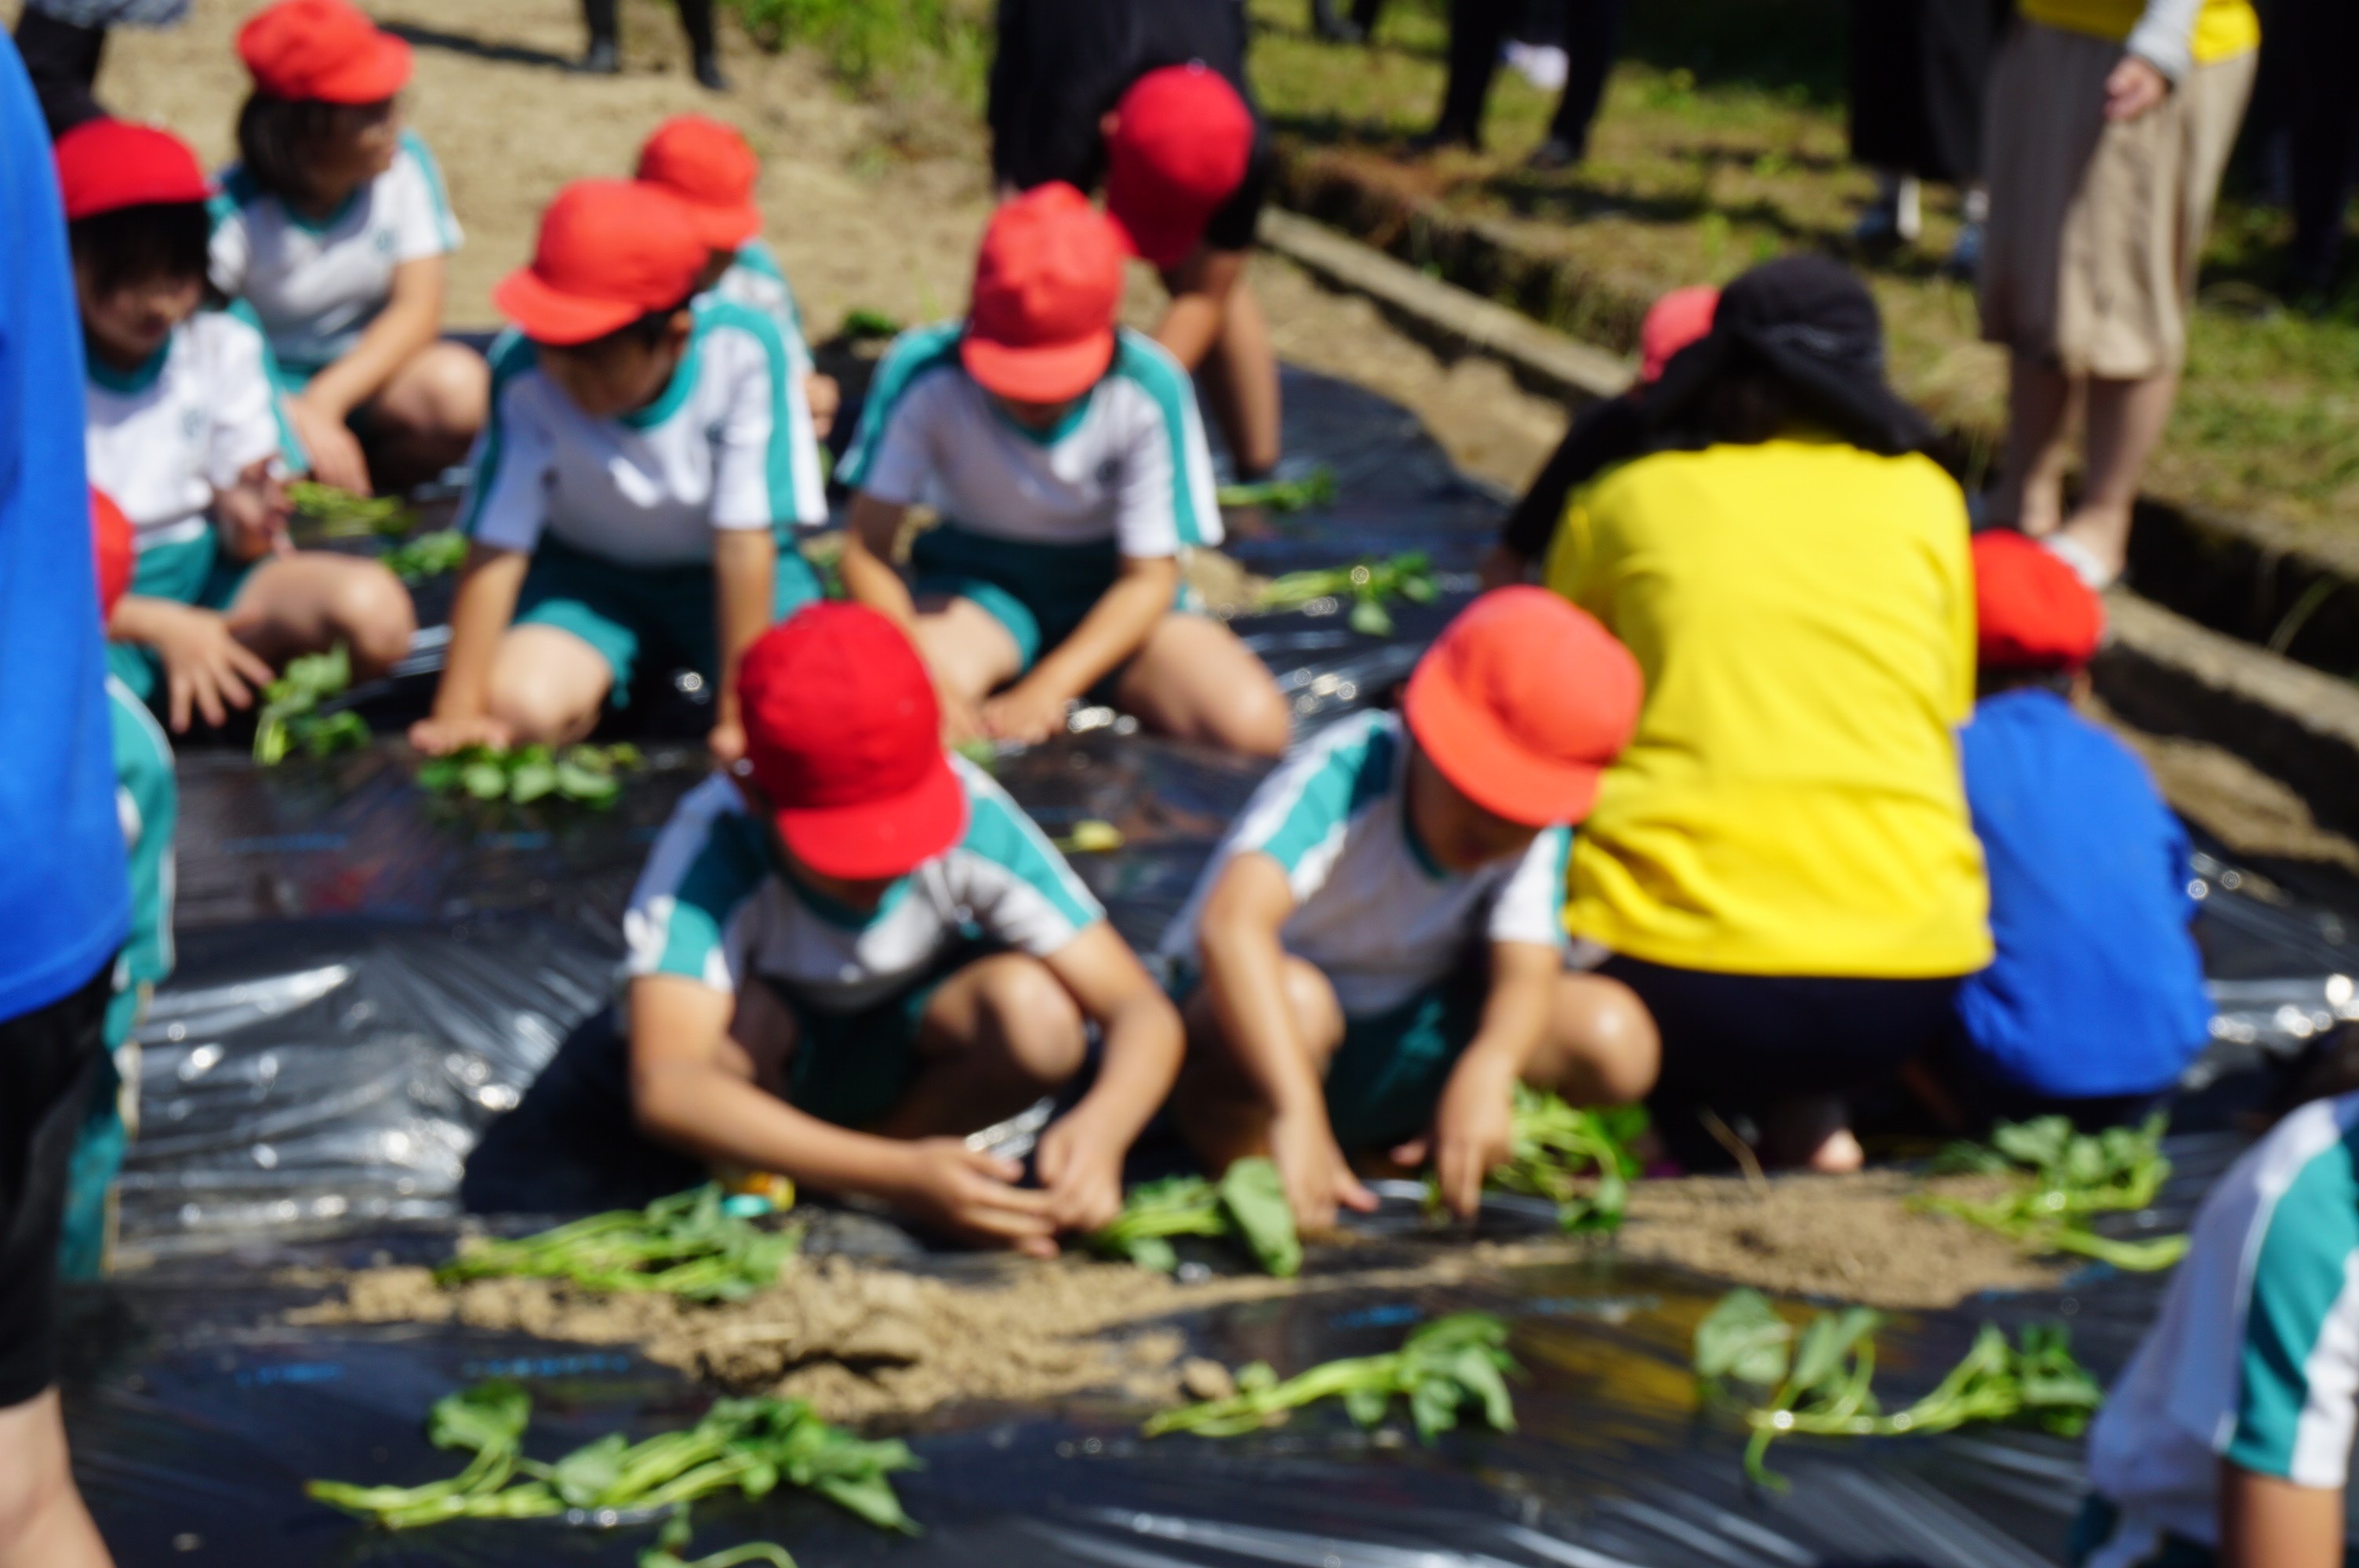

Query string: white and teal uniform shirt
[839,321,1221,557]
[457,299,825,567]
[2085,1093,2359,1562]
[105,674,176,1049]
[624,760,1103,1012]
[711,239,812,378]
[1160,711,1572,1018]
[85,304,302,557]
[209,131,460,376]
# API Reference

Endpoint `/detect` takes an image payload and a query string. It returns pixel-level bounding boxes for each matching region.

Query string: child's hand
[409,713,515,757]
[805,372,841,441]
[289,395,371,495]
[891,1138,1060,1258]
[932,677,987,749]
[144,601,276,733]
[1037,1109,1126,1234]
[707,720,747,768]
[981,680,1071,746]
[1270,1106,1377,1235]
[1401,1054,1518,1221]
[215,459,292,563]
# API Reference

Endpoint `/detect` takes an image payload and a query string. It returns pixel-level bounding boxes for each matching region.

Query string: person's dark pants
[1435,0,1626,158]
[580,0,717,63]
[2284,0,2359,288]
[1310,0,1384,38]
[11,9,108,139]
[0,961,112,1408]
[1846,0,2011,185]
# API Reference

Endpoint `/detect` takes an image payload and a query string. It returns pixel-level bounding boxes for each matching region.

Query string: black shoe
[1407,121,1480,157]
[1310,0,1364,41]
[692,53,728,91]
[1525,136,1583,173]
[573,38,620,74]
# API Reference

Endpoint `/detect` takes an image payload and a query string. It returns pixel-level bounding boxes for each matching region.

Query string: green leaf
[814,1470,918,1534]
[462,761,509,800]
[1343,1385,1390,1428]
[1790,1308,1881,1394]
[556,762,621,804]
[1693,1290,1792,1388]
[1217,1157,1302,1277]
[1408,1377,1463,1444]
[1347,597,1394,637]
[548,1432,631,1507]
[428,1380,533,1457]
[509,761,559,804]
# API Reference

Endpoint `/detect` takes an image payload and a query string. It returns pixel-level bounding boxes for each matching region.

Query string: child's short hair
[234,90,345,203]
[547,301,696,358]
[68,201,213,296]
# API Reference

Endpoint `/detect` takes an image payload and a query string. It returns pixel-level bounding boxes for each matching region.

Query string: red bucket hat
[54,119,212,223]
[92,488,134,621]
[737,604,968,882]
[238,0,413,104]
[1401,587,1644,827]
[637,114,763,251]
[1103,64,1254,270]
[962,183,1125,404]
[1972,530,2106,670]
[493,180,709,347]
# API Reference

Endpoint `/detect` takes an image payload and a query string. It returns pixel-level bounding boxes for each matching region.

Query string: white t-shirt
[456,299,826,567]
[85,306,299,554]
[1160,710,1572,1017]
[712,238,812,379]
[2085,1092,2359,1562]
[209,130,461,374]
[625,761,1103,1013]
[838,321,1221,557]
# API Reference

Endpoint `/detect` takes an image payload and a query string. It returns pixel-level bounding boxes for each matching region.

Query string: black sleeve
[987,0,1123,193]
[1200,129,1270,254]
[1499,395,1647,561]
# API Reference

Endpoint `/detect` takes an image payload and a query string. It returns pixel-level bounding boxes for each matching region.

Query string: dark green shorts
[514,535,823,706]
[773,944,997,1131]
[910,523,1197,677]
[107,527,260,703]
[1324,974,1490,1152]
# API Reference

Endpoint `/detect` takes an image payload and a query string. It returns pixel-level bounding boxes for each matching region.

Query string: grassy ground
[1241,0,2359,532]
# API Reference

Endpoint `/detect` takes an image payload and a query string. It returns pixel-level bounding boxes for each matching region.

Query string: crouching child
[1161,588,1660,1232]
[622,604,1184,1253]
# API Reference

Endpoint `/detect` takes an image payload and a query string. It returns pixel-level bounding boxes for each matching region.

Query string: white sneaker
[2040,532,2119,591]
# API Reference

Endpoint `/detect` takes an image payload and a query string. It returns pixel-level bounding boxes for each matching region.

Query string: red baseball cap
[738,604,968,881]
[1638,285,1719,385]
[1401,587,1644,827]
[1972,530,2106,670]
[92,488,134,621]
[1104,64,1255,269]
[493,180,709,347]
[237,0,412,104]
[962,183,1125,404]
[55,119,211,223]
[637,114,762,251]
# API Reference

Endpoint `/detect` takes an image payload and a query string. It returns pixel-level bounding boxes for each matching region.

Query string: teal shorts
[910,524,1195,676]
[107,526,260,703]
[514,535,823,706]
[774,943,996,1131]
[1323,974,1489,1153]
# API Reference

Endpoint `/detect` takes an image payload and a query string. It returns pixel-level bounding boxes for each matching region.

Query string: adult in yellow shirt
[1979,0,2260,587]
[1544,256,1991,1174]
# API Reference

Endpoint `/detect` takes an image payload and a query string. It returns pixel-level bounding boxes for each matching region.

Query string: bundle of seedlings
[1692,1287,2103,1489]
[307,1381,919,1535]
[1914,1114,2187,1271]
[437,1184,800,1303]
[1255,550,1438,637]
[1089,1157,1300,1277]
[418,741,643,808]
[1474,1088,1645,1234]
[289,480,413,539]
[1145,1312,1517,1443]
[1216,466,1339,514]
[253,644,368,764]
[381,528,467,583]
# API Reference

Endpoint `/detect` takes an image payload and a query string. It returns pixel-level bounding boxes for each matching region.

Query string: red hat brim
[960,327,1115,405]
[284,30,412,103]
[774,749,969,881]
[1401,654,1606,828]
[492,266,646,347]
[684,198,762,252]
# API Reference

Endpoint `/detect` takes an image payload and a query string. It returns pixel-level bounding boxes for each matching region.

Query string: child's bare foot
[1804,1127,1865,1174]
[1762,1095,1863,1173]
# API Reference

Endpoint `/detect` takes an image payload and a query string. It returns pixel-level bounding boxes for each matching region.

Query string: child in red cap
[1932,529,2210,1131]
[413,180,825,763]
[623,604,1183,1254]
[838,183,1289,758]
[634,113,839,443]
[214,0,485,495]
[989,2,1283,475]
[1160,589,1659,1232]
[61,117,416,735]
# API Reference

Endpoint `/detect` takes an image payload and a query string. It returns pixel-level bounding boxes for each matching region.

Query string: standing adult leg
[2286,0,2359,294]
[1532,0,1625,168]
[576,0,620,72]
[674,0,724,89]
[1993,352,2081,539]
[1190,275,1284,481]
[1423,0,1514,151]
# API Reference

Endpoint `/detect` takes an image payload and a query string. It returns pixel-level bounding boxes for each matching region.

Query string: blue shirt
[0,31,130,1021]
[1954,687,2211,1098]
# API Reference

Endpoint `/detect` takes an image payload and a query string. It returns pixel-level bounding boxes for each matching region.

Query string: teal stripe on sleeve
[454,331,540,539]
[652,813,769,984]
[1548,824,1576,908]
[695,299,804,535]
[1110,330,1211,548]
[1253,719,1397,873]
[960,782,1102,931]
[733,238,806,339]
[400,131,462,250]
[107,676,177,992]
[2228,1129,2359,1478]
[223,300,307,470]
[837,321,963,492]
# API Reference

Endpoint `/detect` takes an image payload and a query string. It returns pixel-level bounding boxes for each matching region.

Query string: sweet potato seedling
[437,1183,800,1302]
[1256,550,1438,637]
[253,644,369,764]
[1914,1114,2187,1271]
[1216,466,1339,514]
[1145,1312,1518,1443]
[1089,1156,1301,1276]
[417,742,643,808]
[1453,1087,1644,1233]
[289,480,413,539]
[381,528,467,583]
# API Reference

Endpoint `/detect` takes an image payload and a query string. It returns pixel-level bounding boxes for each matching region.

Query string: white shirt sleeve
[2126,0,2205,80]
[456,371,554,555]
[856,375,940,510]
[708,325,787,534]
[207,199,251,299]
[387,136,462,263]
[1487,826,1573,949]
[202,314,291,488]
[1111,384,1184,561]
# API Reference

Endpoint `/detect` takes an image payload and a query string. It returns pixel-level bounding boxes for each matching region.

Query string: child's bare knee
[977,961,1085,1086]
[490,673,596,746]
[1223,677,1292,759]
[332,564,417,673]
[0,1395,74,1555]
[1562,978,1660,1105]
[422,347,489,434]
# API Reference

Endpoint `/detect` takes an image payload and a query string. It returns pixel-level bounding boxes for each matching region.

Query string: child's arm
[707,529,775,765]
[1418,940,1558,1220]
[629,973,1060,1254]
[107,596,276,734]
[409,543,525,754]
[290,256,447,492]
[1030,923,1185,1234]
[2219,1461,2343,1568]
[1198,850,1376,1232]
[983,553,1179,744]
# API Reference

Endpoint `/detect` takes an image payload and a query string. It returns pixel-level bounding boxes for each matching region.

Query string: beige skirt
[1979,20,2256,379]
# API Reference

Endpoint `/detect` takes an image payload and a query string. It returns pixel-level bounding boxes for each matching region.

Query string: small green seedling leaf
[1216,1157,1301,1279]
